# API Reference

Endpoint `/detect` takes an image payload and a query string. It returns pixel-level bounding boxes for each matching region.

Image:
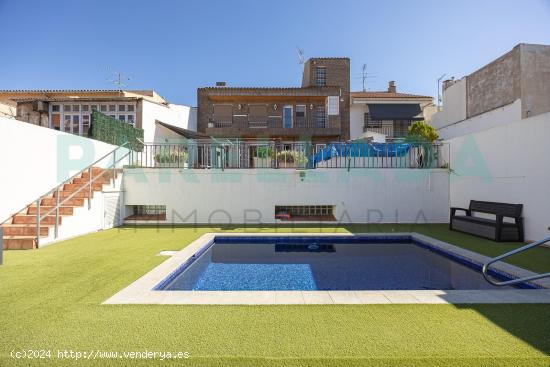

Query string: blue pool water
[158,236,532,291]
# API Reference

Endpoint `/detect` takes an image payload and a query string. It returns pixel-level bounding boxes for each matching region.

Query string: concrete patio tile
[407,290,449,304]
[273,291,305,304]
[328,291,362,304]
[383,291,420,304]
[354,291,391,304]
[213,291,276,305]
[302,291,334,304]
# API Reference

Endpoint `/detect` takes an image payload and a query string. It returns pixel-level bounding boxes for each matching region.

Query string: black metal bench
[450,200,524,242]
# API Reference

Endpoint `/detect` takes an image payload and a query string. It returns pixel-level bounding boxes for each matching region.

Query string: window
[364,113,382,129]
[275,205,335,221]
[118,115,126,122]
[82,115,90,128]
[91,105,98,111]
[72,105,80,112]
[82,105,89,112]
[248,105,267,127]
[118,105,126,112]
[63,105,72,112]
[212,104,233,127]
[109,105,116,112]
[127,104,135,112]
[315,106,326,128]
[64,115,71,132]
[283,106,293,128]
[327,96,339,115]
[295,105,306,127]
[127,115,135,124]
[52,105,60,112]
[131,205,167,220]
[100,105,107,112]
[315,67,326,86]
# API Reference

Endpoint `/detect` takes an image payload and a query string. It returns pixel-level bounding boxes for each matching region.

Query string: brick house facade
[197,58,350,143]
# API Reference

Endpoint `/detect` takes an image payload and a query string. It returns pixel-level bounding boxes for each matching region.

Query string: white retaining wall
[0,117,119,222]
[123,168,450,224]
[447,110,550,241]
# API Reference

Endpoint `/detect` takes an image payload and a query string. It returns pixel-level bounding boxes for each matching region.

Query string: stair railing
[1,143,130,248]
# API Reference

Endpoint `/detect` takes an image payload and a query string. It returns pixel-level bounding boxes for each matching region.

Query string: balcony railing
[209,114,336,130]
[128,141,448,170]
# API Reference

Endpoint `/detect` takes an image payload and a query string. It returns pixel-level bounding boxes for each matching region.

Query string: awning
[367,103,422,120]
[155,120,211,140]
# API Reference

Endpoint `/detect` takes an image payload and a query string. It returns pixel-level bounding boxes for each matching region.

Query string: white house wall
[447,110,550,241]
[123,168,450,224]
[438,99,522,140]
[430,78,467,130]
[0,116,119,222]
[141,100,197,142]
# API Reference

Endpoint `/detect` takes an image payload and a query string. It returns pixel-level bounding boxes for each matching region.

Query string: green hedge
[91,110,144,151]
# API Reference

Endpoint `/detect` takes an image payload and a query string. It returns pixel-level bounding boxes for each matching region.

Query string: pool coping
[103,232,550,305]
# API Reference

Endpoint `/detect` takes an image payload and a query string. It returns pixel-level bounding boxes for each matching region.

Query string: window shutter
[327,96,339,116]
[213,105,233,122]
[248,105,267,122]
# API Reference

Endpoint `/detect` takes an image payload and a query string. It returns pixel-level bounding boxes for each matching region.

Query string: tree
[406,120,439,142]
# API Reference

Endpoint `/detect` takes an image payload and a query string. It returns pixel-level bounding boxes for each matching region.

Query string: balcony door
[283,106,293,128]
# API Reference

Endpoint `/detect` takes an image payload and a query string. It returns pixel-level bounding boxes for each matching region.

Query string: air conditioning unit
[33,101,49,112]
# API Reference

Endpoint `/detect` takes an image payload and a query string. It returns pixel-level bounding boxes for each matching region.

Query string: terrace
[1,224,549,366]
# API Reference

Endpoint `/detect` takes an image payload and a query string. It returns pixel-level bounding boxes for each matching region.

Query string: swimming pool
[154,235,537,291]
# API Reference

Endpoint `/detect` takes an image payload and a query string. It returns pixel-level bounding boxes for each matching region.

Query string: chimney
[388,81,396,93]
[216,81,226,87]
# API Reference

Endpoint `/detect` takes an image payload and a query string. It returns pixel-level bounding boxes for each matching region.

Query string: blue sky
[1,0,549,106]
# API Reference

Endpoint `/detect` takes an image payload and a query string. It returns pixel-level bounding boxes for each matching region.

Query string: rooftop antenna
[296,47,305,65]
[106,66,130,88]
[437,73,446,110]
[354,63,378,91]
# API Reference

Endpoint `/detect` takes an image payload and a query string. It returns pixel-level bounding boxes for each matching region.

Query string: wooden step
[2,224,49,236]
[81,170,115,180]
[12,215,62,225]
[54,190,94,199]
[41,197,84,207]
[63,182,104,191]
[72,177,111,185]
[2,236,37,250]
[27,206,74,215]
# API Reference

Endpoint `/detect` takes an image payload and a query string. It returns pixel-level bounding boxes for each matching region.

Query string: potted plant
[276,150,308,168]
[154,150,189,168]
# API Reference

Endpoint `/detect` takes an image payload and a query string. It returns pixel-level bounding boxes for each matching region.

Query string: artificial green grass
[1,224,549,366]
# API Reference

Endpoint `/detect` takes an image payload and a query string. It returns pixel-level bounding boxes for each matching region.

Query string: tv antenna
[106,67,130,88]
[437,73,446,110]
[354,63,378,91]
[296,47,305,65]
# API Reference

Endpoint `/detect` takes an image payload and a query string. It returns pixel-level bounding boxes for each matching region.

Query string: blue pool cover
[311,143,412,164]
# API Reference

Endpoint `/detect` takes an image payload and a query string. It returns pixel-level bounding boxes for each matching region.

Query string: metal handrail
[0,142,129,226]
[34,149,131,247]
[482,235,550,286]
[1,142,130,248]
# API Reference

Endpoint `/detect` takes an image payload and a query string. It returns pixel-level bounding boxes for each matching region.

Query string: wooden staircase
[1,167,113,250]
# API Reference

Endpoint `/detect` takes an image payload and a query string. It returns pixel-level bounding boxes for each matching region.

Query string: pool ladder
[482,232,550,286]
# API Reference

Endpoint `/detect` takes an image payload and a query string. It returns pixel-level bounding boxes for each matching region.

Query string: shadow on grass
[452,304,550,355]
